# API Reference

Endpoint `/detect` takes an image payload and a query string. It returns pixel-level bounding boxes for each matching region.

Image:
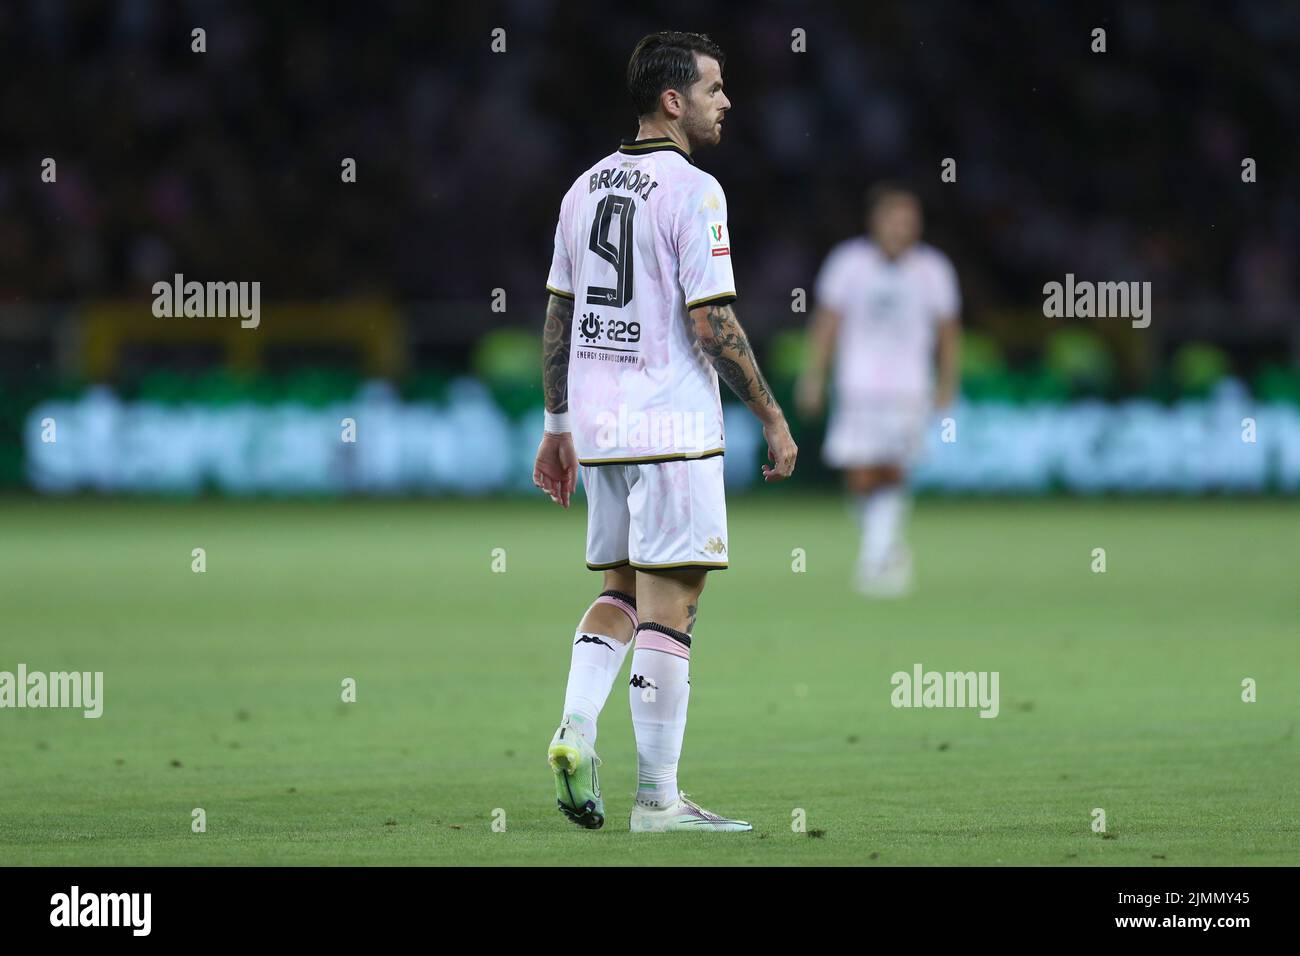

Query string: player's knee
[849,465,903,493]
[632,568,706,634]
[877,466,905,487]
[643,596,699,635]
[604,566,636,596]
[846,469,876,494]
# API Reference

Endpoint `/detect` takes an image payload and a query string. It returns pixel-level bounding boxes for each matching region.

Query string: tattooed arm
[691,302,777,419]
[534,293,578,508]
[542,293,574,414]
[689,301,798,481]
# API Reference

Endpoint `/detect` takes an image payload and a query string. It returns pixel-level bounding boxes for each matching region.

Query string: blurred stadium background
[1,2,1297,866]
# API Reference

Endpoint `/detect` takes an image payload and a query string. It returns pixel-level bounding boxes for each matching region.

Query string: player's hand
[533,431,578,508]
[795,373,825,420]
[761,417,798,482]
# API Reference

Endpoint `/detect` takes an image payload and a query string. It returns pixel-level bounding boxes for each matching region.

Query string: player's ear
[660,87,683,120]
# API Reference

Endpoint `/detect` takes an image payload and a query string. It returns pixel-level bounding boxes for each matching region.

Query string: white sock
[628,624,692,809]
[561,630,631,745]
[862,486,908,572]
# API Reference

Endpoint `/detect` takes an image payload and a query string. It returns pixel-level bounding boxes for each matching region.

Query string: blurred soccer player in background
[533,32,797,832]
[797,185,960,596]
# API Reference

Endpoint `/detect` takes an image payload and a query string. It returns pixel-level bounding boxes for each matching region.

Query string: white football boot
[630,791,753,832]
[855,545,913,598]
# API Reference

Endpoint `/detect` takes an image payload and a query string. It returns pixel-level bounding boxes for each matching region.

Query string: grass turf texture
[0,495,1296,866]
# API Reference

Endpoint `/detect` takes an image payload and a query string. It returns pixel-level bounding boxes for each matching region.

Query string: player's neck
[634,121,692,156]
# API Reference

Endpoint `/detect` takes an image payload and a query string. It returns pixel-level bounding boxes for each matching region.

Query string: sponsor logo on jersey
[707,221,729,257]
[579,312,603,341]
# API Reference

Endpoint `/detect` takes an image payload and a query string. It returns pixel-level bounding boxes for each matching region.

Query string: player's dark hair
[627,32,725,118]
[865,182,920,215]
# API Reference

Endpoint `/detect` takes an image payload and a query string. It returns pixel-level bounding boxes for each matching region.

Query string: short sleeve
[814,245,854,314]
[677,176,737,310]
[930,250,960,321]
[545,189,575,300]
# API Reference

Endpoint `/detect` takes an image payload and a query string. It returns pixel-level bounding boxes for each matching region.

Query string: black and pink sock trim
[634,621,692,660]
[592,590,638,628]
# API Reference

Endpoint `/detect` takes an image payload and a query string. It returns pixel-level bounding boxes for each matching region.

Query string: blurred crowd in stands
[2,1,1296,349]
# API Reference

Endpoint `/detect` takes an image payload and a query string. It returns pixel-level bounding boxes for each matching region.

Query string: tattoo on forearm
[711,355,754,401]
[543,294,574,413]
[699,304,775,410]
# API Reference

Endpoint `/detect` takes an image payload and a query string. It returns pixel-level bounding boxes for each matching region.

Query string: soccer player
[796,185,961,596]
[533,31,797,832]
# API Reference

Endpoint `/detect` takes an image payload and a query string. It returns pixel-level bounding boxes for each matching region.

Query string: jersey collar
[618,136,694,165]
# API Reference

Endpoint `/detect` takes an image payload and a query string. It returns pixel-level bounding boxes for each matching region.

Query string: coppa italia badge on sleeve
[707,221,729,256]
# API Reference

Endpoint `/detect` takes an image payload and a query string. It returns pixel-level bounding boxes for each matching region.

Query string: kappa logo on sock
[629,674,657,690]
[575,634,614,650]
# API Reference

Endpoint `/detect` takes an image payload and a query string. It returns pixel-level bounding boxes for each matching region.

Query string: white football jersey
[546,137,737,465]
[814,238,960,399]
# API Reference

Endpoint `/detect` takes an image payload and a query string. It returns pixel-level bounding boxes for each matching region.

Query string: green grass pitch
[0,495,1295,866]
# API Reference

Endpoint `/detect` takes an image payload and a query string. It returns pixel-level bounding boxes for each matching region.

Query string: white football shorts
[582,455,729,571]
[823,396,931,468]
